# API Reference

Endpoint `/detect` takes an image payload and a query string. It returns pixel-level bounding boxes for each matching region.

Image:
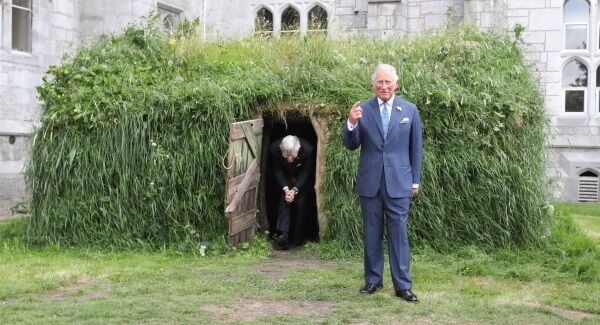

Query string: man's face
[373,69,397,102]
[282,150,299,163]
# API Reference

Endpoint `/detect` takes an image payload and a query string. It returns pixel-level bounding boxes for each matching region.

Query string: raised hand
[348,101,362,125]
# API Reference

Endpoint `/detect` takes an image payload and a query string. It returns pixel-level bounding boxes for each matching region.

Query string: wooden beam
[225,159,258,213]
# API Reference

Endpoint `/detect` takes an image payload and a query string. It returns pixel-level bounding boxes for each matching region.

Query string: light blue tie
[381,102,389,140]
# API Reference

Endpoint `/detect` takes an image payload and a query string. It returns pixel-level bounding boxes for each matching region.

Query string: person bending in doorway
[269,135,314,249]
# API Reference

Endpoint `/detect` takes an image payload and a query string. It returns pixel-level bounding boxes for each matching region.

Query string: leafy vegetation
[28,18,547,250]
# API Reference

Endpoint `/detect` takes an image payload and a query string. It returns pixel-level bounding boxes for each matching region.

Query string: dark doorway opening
[259,113,320,244]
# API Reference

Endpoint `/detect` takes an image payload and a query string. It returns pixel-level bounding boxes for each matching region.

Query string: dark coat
[269,137,314,194]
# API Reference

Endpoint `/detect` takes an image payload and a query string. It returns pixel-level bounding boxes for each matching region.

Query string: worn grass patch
[2,203,600,323]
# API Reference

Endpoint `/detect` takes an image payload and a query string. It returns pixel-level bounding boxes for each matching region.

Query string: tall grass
[28,19,548,250]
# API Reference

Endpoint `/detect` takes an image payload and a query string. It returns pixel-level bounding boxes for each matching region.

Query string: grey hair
[371,63,399,83]
[280,135,300,154]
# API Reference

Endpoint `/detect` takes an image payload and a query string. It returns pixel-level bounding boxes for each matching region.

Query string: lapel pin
[396,106,402,111]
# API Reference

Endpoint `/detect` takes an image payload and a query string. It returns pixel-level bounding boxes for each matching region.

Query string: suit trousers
[359,171,412,290]
[276,190,307,241]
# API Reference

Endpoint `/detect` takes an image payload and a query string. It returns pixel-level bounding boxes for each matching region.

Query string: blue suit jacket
[343,96,423,198]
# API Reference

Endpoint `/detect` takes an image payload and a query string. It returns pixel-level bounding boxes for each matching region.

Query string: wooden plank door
[224,118,263,245]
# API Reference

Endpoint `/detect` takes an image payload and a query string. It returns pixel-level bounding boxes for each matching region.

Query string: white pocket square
[400,117,410,124]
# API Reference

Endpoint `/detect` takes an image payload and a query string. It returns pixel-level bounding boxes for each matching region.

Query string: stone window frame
[562,57,589,114]
[307,3,328,35]
[157,2,184,32]
[563,0,590,51]
[280,4,302,36]
[560,0,600,116]
[252,3,330,38]
[9,0,32,53]
[254,6,275,37]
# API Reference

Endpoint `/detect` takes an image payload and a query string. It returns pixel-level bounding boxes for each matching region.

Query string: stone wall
[0,0,81,217]
[1,0,598,216]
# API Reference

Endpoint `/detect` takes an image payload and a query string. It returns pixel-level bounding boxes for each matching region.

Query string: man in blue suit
[343,64,423,302]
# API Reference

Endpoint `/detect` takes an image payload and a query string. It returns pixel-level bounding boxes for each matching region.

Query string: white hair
[280,135,300,154]
[371,63,399,83]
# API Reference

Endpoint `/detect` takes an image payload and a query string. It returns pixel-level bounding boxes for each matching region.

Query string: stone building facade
[0,0,598,216]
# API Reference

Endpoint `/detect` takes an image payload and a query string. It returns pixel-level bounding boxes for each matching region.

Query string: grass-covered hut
[27,20,549,251]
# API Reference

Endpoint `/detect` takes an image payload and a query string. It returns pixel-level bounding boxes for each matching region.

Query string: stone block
[52,13,77,30]
[506,16,529,30]
[342,14,367,29]
[523,30,545,43]
[57,0,76,15]
[0,135,28,161]
[528,42,545,52]
[0,198,26,218]
[424,15,446,29]
[10,70,38,88]
[0,172,26,198]
[0,73,8,86]
[368,3,378,17]
[35,39,57,56]
[506,9,530,17]
[420,1,449,15]
[408,18,425,33]
[341,0,356,7]
[545,95,562,116]
[408,5,420,17]
[528,9,561,30]
[378,3,400,16]
[51,27,68,42]
[507,0,547,9]
[480,12,498,28]
[546,52,562,71]
[544,31,562,51]
[554,116,590,128]
[539,70,560,83]
[336,7,355,15]
[9,88,31,104]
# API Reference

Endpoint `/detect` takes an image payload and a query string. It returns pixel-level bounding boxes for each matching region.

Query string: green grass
[2,202,600,323]
[555,202,600,245]
[29,19,548,250]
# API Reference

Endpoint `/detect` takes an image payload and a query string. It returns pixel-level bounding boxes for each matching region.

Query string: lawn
[555,202,600,245]
[1,203,599,324]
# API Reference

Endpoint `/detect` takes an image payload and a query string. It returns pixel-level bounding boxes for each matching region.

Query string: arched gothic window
[308,5,328,35]
[563,0,589,50]
[563,59,588,112]
[281,6,300,36]
[163,15,175,31]
[254,8,273,37]
[157,2,182,33]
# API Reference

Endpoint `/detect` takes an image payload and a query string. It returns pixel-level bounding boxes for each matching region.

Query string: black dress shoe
[396,289,418,302]
[277,236,289,250]
[359,283,383,294]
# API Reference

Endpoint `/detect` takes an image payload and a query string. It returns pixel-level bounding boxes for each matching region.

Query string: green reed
[27,20,548,250]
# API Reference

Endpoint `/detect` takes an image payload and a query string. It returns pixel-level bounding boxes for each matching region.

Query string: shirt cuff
[412,184,419,189]
[346,119,357,131]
